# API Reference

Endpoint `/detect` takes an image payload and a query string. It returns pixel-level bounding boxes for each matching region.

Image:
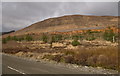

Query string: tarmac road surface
[2,54,90,74]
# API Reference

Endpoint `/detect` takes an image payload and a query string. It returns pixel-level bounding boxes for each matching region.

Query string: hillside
[2,15,119,71]
[1,30,15,35]
[3,15,118,37]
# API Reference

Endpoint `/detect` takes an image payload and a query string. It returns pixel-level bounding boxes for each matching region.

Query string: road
[2,54,90,74]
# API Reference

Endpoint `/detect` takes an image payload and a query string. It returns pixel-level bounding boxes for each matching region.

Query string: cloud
[2,2,118,32]
[2,0,120,2]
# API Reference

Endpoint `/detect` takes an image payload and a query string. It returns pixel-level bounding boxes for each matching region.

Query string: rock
[65,44,78,49]
[64,39,73,43]
[52,43,66,48]
[51,52,63,56]
[26,52,33,57]
[39,43,51,48]
[15,52,24,56]
[111,43,118,46]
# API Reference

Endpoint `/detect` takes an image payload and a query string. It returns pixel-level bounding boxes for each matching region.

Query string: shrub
[6,36,11,41]
[25,35,33,41]
[72,35,79,40]
[63,55,74,63]
[78,35,84,39]
[11,36,25,41]
[86,36,96,41]
[72,34,84,40]
[43,54,54,60]
[2,38,7,44]
[71,40,80,46]
[42,34,48,43]
[64,50,76,55]
[52,55,62,62]
[12,36,18,41]
[103,30,116,42]
[51,34,62,42]
[18,37,24,41]
[51,36,55,42]
[74,51,90,65]
[55,34,62,41]
[86,30,92,34]
[87,56,97,67]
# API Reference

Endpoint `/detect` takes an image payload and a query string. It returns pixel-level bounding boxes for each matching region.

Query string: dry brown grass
[43,46,118,70]
[73,47,118,70]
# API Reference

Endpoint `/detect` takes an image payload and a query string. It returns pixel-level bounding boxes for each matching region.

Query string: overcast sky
[2,2,119,32]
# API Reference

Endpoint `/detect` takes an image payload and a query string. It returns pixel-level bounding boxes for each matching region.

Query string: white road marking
[7,66,26,74]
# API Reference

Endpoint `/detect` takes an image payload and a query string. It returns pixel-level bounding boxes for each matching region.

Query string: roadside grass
[43,46,118,70]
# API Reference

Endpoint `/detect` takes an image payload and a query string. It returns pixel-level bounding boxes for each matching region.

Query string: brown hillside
[3,15,118,37]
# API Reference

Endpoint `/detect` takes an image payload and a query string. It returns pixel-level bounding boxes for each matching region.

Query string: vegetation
[72,35,79,40]
[41,34,63,43]
[71,40,80,46]
[3,28,117,43]
[86,30,101,34]
[86,36,96,41]
[42,34,48,43]
[52,34,62,42]
[103,30,116,42]
[11,36,25,41]
[3,28,119,71]
[2,36,12,44]
[12,36,18,41]
[25,35,33,41]
[6,36,12,41]
[43,47,118,70]
[86,30,92,34]
[2,38,7,44]
[2,35,33,43]
[54,34,62,42]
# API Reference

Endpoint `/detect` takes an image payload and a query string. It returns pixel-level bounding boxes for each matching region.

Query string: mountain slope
[3,15,118,36]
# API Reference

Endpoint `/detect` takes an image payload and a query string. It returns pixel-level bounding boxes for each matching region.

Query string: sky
[1,1,119,32]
